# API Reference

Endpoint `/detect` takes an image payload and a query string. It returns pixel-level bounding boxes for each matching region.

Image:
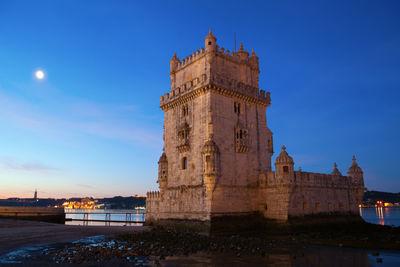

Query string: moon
[35,70,45,80]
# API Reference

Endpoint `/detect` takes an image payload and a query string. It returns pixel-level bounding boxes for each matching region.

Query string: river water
[66,207,400,227]
[360,207,400,227]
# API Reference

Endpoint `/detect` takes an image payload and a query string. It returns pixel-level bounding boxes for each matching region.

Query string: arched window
[181,157,187,170]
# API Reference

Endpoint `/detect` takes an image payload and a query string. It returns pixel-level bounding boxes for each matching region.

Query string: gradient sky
[0,0,399,198]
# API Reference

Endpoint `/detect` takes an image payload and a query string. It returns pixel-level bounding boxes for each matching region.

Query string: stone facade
[146,30,365,223]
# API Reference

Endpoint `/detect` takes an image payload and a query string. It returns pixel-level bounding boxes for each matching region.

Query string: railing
[65,209,145,225]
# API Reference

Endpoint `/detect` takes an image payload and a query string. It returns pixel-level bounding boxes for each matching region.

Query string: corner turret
[347,155,363,182]
[236,43,249,61]
[157,151,168,192]
[347,155,365,205]
[275,145,294,181]
[249,48,259,70]
[170,52,180,74]
[205,28,217,52]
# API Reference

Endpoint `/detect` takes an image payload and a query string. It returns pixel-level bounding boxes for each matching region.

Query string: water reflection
[360,207,400,227]
[161,247,400,267]
[377,207,384,225]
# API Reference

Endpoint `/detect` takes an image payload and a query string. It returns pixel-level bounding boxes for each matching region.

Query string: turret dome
[275,145,294,164]
[331,162,342,176]
[158,152,167,163]
[347,155,363,175]
[205,28,216,42]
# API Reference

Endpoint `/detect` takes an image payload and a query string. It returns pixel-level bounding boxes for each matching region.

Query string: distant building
[146,30,366,223]
[34,189,38,201]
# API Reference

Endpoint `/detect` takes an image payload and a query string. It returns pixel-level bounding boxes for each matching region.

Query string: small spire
[251,48,255,55]
[281,145,286,151]
[239,43,244,50]
[351,155,358,166]
[170,52,179,62]
[205,28,216,42]
[332,162,342,176]
[299,167,302,172]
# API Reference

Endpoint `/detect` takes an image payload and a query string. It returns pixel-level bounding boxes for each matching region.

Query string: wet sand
[0,218,149,255]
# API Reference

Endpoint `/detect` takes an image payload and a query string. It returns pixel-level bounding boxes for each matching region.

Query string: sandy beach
[0,218,149,255]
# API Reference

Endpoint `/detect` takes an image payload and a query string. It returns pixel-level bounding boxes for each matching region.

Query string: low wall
[0,207,65,223]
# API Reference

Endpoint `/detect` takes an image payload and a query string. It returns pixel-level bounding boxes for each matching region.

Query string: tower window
[208,41,212,45]
[283,166,289,173]
[234,102,241,114]
[181,157,187,170]
[182,105,189,116]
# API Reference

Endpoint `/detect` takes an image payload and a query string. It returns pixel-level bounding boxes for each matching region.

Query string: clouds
[0,87,162,147]
[0,156,59,172]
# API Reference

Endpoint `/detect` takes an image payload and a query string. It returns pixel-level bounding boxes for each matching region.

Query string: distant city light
[35,70,45,80]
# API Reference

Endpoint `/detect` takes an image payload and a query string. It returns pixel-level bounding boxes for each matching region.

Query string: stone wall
[257,170,361,221]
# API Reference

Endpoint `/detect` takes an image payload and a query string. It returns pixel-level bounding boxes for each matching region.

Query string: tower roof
[275,145,294,165]
[347,155,363,174]
[170,51,179,62]
[331,162,342,176]
[205,28,216,40]
[158,152,167,163]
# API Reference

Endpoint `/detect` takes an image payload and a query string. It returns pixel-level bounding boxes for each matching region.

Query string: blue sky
[0,0,399,198]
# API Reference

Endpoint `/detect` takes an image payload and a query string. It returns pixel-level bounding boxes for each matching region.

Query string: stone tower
[146,30,365,225]
[146,29,272,222]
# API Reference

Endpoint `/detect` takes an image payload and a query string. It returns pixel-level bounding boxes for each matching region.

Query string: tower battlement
[171,44,259,74]
[163,29,267,110]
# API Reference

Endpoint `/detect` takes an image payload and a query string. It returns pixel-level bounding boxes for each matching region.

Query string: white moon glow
[35,70,45,80]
